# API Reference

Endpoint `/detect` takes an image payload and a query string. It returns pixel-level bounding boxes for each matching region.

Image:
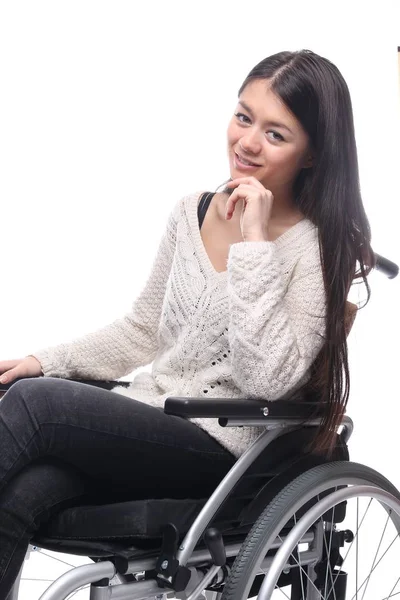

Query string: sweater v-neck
[188,191,314,279]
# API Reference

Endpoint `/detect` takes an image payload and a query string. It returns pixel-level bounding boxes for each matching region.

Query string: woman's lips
[234,152,260,170]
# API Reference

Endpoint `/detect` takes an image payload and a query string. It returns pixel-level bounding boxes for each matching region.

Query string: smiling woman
[230,87,308,174]
[0,48,376,597]
[226,79,314,224]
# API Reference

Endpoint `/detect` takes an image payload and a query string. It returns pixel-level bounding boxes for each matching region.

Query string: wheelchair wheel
[221,461,400,600]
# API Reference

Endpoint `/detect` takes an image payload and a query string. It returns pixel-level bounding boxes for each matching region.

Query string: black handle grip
[374,253,399,279]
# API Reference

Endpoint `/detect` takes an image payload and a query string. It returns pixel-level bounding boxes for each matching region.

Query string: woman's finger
[0,360,20,374]
[226,176,266,191]
[0,369,15,384]
[225,184,256,219]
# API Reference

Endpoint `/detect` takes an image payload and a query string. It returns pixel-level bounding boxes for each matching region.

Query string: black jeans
[0,377,235,599]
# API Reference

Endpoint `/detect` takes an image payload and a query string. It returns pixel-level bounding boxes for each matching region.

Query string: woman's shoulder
[165,191,201,226]
[170,190,220,226]
[172,190,204,214]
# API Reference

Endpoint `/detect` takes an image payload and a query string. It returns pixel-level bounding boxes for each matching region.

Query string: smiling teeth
[238,154,257,166]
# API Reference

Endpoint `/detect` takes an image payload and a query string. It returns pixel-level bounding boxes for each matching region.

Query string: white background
[0,1,399,597]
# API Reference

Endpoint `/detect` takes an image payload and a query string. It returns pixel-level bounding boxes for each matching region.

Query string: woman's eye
[235,112,250,123]
[268,131,284,141]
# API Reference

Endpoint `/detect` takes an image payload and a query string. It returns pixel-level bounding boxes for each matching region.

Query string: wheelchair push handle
[374,252,399,279]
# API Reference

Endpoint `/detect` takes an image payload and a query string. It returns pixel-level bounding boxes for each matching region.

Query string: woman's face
[227,79,314,202]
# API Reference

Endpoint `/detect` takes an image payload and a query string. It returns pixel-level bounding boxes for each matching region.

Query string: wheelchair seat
[32,423,348,560]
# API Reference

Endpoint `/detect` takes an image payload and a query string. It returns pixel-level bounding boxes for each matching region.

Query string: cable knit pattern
[31,190,327,458]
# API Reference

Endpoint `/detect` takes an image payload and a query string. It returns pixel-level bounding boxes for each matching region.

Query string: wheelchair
[1,253,399,600]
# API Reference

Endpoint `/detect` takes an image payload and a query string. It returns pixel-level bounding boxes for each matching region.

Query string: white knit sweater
[32,190,327,458]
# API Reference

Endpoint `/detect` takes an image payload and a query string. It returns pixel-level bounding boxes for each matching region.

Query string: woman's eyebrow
[238,100,294,134]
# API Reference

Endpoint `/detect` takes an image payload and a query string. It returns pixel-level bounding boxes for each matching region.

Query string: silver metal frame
[177,423,291,565]
[34,534,320,600]
[7,415,353,600]
[222,416,354,443]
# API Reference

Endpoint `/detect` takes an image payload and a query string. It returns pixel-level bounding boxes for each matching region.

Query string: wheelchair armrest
[0,377,130,393]
[164,397,327,420]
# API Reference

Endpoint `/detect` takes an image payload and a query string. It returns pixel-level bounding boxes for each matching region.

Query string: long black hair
[219,49,375,454]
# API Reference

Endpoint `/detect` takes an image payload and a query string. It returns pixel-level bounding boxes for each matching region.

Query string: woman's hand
[225,177,274,242]
[0,356,43,385]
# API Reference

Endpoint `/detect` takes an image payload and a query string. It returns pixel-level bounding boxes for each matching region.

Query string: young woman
[0,48,374,597]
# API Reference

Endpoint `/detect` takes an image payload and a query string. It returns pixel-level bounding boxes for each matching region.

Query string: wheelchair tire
[221,461,400,600]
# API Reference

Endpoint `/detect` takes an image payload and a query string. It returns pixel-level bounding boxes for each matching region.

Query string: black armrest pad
[164,397,326,420]
[0,377,130,393]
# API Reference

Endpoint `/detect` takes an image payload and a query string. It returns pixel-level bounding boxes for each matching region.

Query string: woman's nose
[239,131,262,155]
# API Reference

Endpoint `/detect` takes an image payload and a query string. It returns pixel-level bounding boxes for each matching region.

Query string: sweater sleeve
[30,198,182,381]
[226,239,326,400]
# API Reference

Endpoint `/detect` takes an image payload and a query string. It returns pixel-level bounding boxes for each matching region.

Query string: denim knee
[0,377,63,422]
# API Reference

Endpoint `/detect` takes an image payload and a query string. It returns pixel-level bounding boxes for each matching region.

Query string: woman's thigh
[0,378,235,498]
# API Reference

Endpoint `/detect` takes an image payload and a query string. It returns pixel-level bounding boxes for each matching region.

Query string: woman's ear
[303,155,314,169]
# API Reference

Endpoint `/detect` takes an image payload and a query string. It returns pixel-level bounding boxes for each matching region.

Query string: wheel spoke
[294,513,306,600]
[331,497,373,592]
[382,576,400,599]
[322,528,337,600]
[356,497,359,600]
[378,592,400,600]
[277,533,321,598]
[37,549,76,568]
[322,490,338,600]
[360,510,391,600]
[349,534,398,600]
[275,583,291,599]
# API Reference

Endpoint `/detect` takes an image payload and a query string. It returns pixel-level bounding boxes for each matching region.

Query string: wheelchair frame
[7,404,355,600]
